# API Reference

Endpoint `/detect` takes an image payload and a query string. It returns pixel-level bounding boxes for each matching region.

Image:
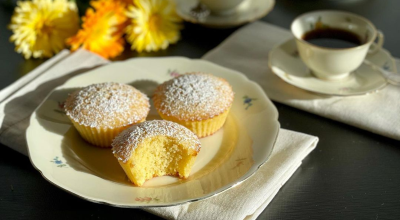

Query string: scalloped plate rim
[26,57,280,207]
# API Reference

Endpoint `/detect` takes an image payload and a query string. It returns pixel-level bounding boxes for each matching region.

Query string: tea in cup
[291,10,384,80]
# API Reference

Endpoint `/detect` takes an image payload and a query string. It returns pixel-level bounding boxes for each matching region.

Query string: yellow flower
[67,0,128,59]
[9,0,79,59]
[125,0,182,52]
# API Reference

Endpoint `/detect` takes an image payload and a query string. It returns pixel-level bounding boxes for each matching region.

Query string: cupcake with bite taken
[112,120,201,186]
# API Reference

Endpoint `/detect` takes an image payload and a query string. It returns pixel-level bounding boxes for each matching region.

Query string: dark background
[1,0,400,219]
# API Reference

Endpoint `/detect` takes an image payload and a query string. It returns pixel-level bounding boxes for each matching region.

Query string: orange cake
[111,120,201,186]
[64,82,150,147]
[153,73,234,138]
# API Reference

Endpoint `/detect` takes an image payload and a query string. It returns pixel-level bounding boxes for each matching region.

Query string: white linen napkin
[0,49,318,220]
[203,21,400,141]
[145,130,317,220]
[0,49,109,155]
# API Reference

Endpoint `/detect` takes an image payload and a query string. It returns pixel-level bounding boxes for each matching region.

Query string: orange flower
[116,0,134,6]
[67,0,128,59]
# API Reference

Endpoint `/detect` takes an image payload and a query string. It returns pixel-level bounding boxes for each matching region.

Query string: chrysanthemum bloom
[9,0,79,59]
[125,0,182,52]
[67,0,128,59]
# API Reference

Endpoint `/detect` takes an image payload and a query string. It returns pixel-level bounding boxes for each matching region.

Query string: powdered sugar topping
[112,120,201,163]
[64,82,149,128]
[154,73,234,121]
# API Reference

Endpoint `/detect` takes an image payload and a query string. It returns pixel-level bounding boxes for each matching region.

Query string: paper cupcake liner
[158,109,230,138]
[69,118,145,147]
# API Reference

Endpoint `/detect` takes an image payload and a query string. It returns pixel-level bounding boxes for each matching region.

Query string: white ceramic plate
[269,38,396,96]
[26,57,280,207]
[176,0,275,28]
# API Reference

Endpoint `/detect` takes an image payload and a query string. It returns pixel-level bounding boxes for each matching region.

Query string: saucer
[269,39,396,96]
[175,0,275,28]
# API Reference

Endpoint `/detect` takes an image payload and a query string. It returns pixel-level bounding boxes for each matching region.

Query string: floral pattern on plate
[27,57,279,207]
[51,157,67,168]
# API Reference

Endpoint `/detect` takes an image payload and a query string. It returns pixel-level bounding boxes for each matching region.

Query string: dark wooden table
[1,0,399,219]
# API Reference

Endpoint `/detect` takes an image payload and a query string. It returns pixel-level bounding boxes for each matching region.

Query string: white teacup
[291,10,384,81]
[200,0,244,15]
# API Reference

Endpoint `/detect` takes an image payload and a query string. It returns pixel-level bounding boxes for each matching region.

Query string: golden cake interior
[118,135,198,186]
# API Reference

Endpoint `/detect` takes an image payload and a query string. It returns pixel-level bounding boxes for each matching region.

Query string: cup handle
[368,30,384,54]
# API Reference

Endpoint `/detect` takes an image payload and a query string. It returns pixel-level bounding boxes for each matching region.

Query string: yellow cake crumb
[112,120,201,186]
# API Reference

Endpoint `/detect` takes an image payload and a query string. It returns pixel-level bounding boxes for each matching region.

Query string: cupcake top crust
[153,73,234,121]
[64,82,149,128]
[112,120,201,163]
